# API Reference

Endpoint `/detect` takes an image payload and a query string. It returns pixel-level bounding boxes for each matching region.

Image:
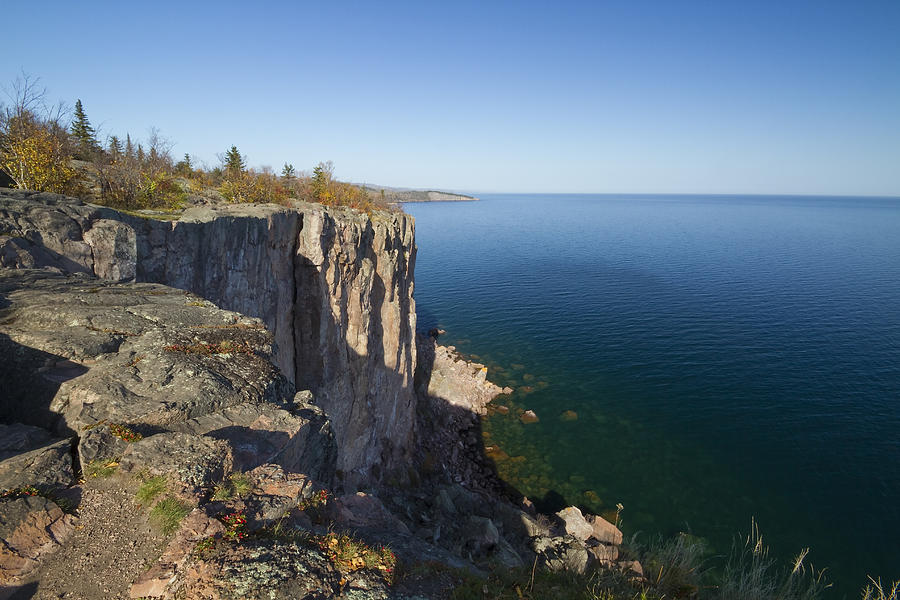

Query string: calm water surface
[405,194,900,596]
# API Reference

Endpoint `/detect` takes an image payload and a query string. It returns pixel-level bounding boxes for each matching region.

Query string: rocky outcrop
[0,189,417,486]
[416,335,505,416]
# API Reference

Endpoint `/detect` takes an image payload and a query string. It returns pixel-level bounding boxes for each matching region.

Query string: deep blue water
[405,194,900,596]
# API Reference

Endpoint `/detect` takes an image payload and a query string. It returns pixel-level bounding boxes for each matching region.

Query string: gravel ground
[10,475,169,600]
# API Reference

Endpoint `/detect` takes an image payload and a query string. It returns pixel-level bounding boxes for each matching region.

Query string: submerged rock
[520,410,539,424]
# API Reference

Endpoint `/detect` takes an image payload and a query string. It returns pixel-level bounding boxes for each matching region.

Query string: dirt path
[10,475,168,600]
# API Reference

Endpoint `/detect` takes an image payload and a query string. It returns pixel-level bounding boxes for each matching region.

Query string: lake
[405,194,900,596]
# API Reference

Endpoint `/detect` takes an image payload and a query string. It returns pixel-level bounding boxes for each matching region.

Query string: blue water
[405,194,900,596]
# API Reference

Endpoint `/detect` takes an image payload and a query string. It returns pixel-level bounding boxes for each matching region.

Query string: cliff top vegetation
[0,74,389,214]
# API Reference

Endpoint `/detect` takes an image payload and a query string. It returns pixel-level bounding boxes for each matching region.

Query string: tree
[311,160,334,203]
[124,134,134,159]
[0,73,76,192]
[281,163,295,179]
[70,99,99,158]
[174,153,192,176]
[107,135,122,158]
[223,145,245,176]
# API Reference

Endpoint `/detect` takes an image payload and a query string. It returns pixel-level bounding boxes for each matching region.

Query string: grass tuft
[149,497,191,535]
[210,472,253,500]
[135,475,167,505]
[719,519,829,600]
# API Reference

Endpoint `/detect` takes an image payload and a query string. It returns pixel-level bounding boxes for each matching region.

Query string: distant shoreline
[362,186,478,203]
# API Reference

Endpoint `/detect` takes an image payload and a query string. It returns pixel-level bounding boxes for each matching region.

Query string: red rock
[0,496,75,583]
[586,514,623,546]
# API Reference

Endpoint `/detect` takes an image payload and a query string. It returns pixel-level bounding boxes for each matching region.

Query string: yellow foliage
[0,116,76,193]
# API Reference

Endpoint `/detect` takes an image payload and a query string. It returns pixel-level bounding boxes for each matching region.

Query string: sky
[2,0,899,196]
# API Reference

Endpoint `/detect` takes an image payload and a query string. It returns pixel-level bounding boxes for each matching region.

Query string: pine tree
[175,153,192,176]
[224,146,245,176]
[108,135,123,158]
[70,99,99,158]
[125,134,134,159]
[281,163,295,179]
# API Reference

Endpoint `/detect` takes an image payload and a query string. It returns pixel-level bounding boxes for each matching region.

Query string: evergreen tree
[281,163,295,179]
[224,146,245,176]
[124,134,134,159]
[175,153,192,176]
[70,99,99,158]
[107,135,123,158]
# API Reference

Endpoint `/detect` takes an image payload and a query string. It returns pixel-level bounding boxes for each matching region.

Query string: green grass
[135,475,167,505]
[149,497,191,535]
[210,472,253,501]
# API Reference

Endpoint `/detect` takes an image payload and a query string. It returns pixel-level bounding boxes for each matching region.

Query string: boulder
[173,403,336,484]
[246,464,314,500]
[0,495,75,582]
[120,433,232,491]
[556,506,593,541]
[0,436,73,491]
[0,424,54,460]
[586,514,623,546]
[78,424,129,467]
[588,542,619,563]
[531,535,591,574]
[460,516,500,557]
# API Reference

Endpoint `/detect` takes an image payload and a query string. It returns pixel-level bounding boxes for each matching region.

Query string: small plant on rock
[84,459,119,478]
[109,423,142,442]
[314,531,396,582]
[0,485,41,499]
[220,510,248,541]
[298,488,329,510]
[193,535,217,558]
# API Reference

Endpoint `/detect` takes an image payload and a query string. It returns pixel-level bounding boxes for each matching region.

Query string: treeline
[0,75,387,213]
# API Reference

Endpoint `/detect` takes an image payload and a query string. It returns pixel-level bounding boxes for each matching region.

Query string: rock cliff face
[0,190,417,486]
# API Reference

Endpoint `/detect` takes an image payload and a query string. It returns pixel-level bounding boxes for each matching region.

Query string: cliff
[0,189,636,598]
[1,190,417,487]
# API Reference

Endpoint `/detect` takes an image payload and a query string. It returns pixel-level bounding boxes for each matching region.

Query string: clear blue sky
[3,0,899,195]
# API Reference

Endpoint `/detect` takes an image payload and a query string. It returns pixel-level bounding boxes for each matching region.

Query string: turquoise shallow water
[405,194,900,597]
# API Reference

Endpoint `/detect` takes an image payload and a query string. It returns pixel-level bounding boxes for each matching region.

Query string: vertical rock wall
[1,191,419,487]
[125,202,418,486]
[293,206,417,484]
